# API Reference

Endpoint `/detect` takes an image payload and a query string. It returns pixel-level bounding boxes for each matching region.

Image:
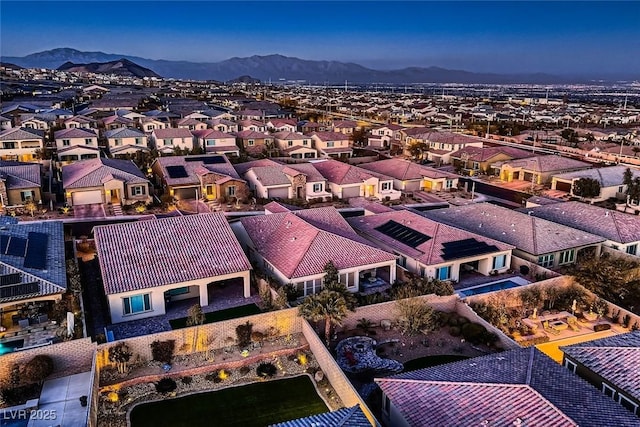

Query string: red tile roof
[359,158,459,180]
[311,159,390,185]
[95,213,251,294]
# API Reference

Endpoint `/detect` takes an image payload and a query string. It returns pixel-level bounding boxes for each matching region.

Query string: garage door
[555,181,572,192]
[268,187,290,199]
[174,188,197,200]
[72,190,103,205]
[341,186,361,199]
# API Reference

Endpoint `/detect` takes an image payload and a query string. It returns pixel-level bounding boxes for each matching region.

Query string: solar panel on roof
[0,273,22,286]
[6,237,27,257]
[166,165,189,179]
[185,156,226,164]
[0,235,9,254]
[24,232,48,270]
[375,220,431,248]
[0,282,39,299]
[441,238,500,261]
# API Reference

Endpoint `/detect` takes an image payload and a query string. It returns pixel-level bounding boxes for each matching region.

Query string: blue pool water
[0,339,24,355]
[458,280,524,297]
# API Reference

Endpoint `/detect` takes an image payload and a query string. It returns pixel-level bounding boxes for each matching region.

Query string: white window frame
[135,138,142,145]
[436,265,452,281]
[132,185,146,196]
[227,186,236,196]
[626,244,638,256]
[602,383,616,398]
[62,139,70,146]
[538,254,554,268]
[618,394,638,414]
[287,140,293,147]
[115,139,122,146]
[564,359,577,373]
[85,138,93,145]
[381,182,392,191]
[492,254,507,270]
[123,293,151,315]
[445,179,454,189]
[326,141,335,148]
[163,139,172,146]
[558,249,575,265]
[248,139,255,146]
[312,183,323,193]
[206,139,216,147]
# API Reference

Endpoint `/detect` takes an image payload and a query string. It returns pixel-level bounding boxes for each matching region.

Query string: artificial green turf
[129,375,329,427]
[402,354,469,372]
[169,304,262,329]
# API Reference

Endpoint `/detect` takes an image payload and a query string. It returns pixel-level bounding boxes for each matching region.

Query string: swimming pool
[0,339,24,355]
[458,278,530,297]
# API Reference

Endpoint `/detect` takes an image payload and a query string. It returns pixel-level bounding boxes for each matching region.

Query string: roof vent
[286,221,292,228]
[513,418,523,427]
[478,223,482,228]
[528,211,533,216]
[605,211,610,217]
[290,237,296,242]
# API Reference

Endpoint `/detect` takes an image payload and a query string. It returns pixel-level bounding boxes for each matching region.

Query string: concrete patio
[31,371,91,427]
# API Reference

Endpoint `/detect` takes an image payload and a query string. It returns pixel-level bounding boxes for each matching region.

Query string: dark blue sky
[2,1,639,75]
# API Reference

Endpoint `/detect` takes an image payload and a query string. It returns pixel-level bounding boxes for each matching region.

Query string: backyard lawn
[129,375,328,427]
[169,304,262,329]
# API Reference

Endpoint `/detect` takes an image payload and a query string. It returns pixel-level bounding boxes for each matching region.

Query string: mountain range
[0,47,615,84]
[58,58,161,78]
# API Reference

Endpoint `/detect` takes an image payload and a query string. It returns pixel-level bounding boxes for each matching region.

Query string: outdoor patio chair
[18,319,30,329]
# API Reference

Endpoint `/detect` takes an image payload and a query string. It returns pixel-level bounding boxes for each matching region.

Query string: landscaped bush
[0,383,42,406]
[151,340,176,364]
[205,373,217,382]
[256,362,277,378]
[251,331,265,342]
[236,321,253,348]
[23,355,54,384]
[461,323,488,344]
[155,378,177,394]
[449,326,461,337]
[518,335,550,347]
[239,366,251,376]
[594,323,611,332]
[181,376,193,385]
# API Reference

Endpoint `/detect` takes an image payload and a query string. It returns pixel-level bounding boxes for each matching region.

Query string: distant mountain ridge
[1,47,599,84]
[57,58,161,78]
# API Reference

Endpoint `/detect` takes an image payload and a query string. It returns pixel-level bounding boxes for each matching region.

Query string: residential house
[232,206,397,296]
[309,131,353,158]
[151,128,194,154]
[62,158,151,206]
[176,117,208,131]
[561,331,640,417]
[201,108,236,122]
[0,161,42,207]
[423,202,605,269]
[140,117,169,133]
[299,121,327,134]
[100,115,134,131]
[422,131,483,164]
[54,128,100,164]
[63,115,96,130]
[311,159,401,200]
[238,119,267,132]
[331,120,358,135]
[367,124,403,149]
[19,116,49,131]
[94,213,252,323]
[207,118,238,133]
[266,118,297,133]
[498,155,592,185]
[0,221,67,329]
[450,146,533,176]
[0,127,45,162]
[104,128,149,157]
[521,201,640,257]
[359,158,460,192]
[347,210,514,281]
[272,131,317,159]
[376,347,640,427]
[0,116,13,130]
[550,165,640,201]
[191,129,239,156]
[235,130,273,155]
[151,154,245,201]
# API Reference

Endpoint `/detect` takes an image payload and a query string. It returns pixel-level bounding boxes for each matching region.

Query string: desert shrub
[151,340,175,364]
[518,335,550,347]
[447,315,460,327]
[239,366,251,375]
[155,378,177,394]
[205,373,217,382]
[457,316,469,325]
[256,362,277,378]
[108,342,132,374]
[395,299,436,335]
[449,326,461,337]
[181,376,193,385]
[251,331,265,342]
[282,283,303,302]
[0,383,41,406]
[594,323,611,332]
[461,323,488,344]
[23,355,54,384]
[436,311,451,327]
[236,321,253,348]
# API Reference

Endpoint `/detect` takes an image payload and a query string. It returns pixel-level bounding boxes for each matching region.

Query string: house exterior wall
[107,136,147,150]
[0,137,44,162]
[7,187,42,206]
[55,136,98,150]
[305,181,332,201]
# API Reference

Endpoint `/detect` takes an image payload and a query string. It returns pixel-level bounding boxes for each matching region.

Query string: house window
[538,254,555,268]
[564,359,577,373]
[20,191,34,202]
[419,266,426,277]
[85,138,93,145]
[626,244,638,256]
[492,254,507,270]
[558,249,575,265]
[62,139,70,146]
[135,138,142,145]
[206,185,214,196]
[227,186,236,196]
[163,139,172,146]
[147,125,153,131]
[326,141,335,148]
[3,142,16,149]
[602,383,616,398]
[611,244,619,250]
[167,287,189,296]
[132,185,146,196]
[436,265,451,281]
[303,140,308,146]
[445,179,454,189]
[123,293,151,315]
[287,140,293,147]
[115,139,122,146]
[472,162,480,170]
[618,394,638,414]
[248,139,255,146]
[381,182,392,191]
[313,183,323,193]
[396,255,406,268]
[304,279,322,296]
[206,139,216,147]
[618,186,624,193]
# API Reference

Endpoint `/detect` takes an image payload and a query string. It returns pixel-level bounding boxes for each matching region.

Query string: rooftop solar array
[0,281,39,299]
[6,237,27,257]
[0,273,21,286]
[166,165,189,179]
[0,235,9,253]
[375,220,431,248]
[185,155,226,164]
[24,232,48,270]
[441,238,500,261]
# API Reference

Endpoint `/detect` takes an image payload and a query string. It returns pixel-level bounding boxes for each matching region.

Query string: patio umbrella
[66,312,75,337]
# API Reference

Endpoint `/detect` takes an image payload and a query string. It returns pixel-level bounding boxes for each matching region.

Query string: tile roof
[0,127,45,141]
[152,128,193,139]
[234,159,282,176]
[561,331,640,403]
[250,166,292,186]
[0,161,41,189]
[54,128,97,139]
[104,127,146,139]
[0,221,67,303]
[521,201,640,244]
[348,210,514,265]
[310,131,350,141]
[552,165,640,187]
[359,159,459,180]
[94,213,251,294]
[422,202,605,255]
[311,159,391,185]
[272,131,309,141]
[263,201,298,214]
[376,347,640,427]
[450,146,533,162]
[62,158,149,189]
[503,155,591,173]
[64,115,95,125]
[155,155,240,187]
[240,207,396,279]
[282,163,325,183]
[348,197,396,214]
[269,406,370,427]
[234,130,270,139]
[192,129,235,140]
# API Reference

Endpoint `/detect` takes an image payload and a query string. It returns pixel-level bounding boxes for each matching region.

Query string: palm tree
[298,290,348,345]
